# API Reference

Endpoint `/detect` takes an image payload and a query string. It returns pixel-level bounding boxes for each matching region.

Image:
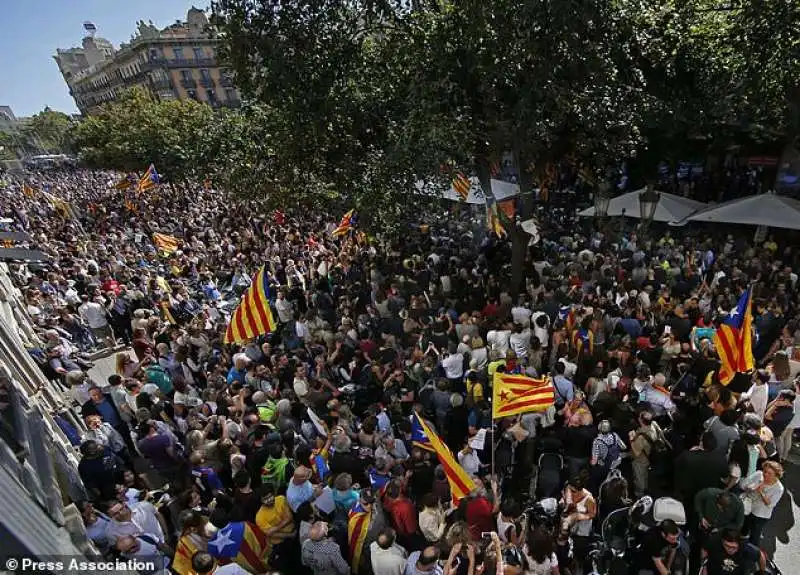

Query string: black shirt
[637,528,678,570]
[703,534,761,575]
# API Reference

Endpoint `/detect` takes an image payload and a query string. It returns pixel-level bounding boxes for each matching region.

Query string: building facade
[54,8,241,115]
[0,262,99,561]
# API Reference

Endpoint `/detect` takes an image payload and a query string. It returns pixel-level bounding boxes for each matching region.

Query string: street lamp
[594,181,611,217]
[638,184,661,222]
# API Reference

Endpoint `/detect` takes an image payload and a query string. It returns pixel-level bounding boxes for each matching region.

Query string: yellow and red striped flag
[224,266,277,344]
[152,232,180,254]
[172,534,200,575]
[332,209,356,237]
[714,288,754,385]
[348,501,372,573]
[137,164,160,193]
[413,413,476,504]
[452,172,471,201]
[492,373,555,418]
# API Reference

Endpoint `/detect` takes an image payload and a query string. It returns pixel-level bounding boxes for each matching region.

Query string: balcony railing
[199,77,216,88]
[220,76,234,88]
[150,76,174,90]
[180,77,197,89]
[224,98,242,108]
[149,57,217,68]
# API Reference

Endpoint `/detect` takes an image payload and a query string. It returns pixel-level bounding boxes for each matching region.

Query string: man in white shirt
[511,297,532,327]
[531,311,550,350]
[509,324,531,360]
[274,290,294,324]
[486,323,512,356]
[79,294,114,347]
[458,445,481,477]
[105,501,166,545]
[441,346,464,382]
[371,528,408,575]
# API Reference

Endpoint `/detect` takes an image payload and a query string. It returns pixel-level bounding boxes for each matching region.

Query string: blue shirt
[286,480,314,512]
[553,375,574,406]
[227,367,247,386]
[94,398,121,427]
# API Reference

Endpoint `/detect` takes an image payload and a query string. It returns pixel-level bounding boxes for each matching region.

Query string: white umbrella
[521,218,540,245]
[578,188,706,222]
[678,192,800,230]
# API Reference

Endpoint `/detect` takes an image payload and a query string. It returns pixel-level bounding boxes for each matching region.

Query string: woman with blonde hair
[115,352,140,378]
[741,460,785,545]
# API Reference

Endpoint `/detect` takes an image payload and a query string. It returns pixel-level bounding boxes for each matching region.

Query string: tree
[21,107,76,153]
[73,88,215,182]
[213,0,655,289]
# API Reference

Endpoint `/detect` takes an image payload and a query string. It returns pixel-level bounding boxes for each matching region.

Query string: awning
[0,248,50,263]
[678,192,800,230]
[578,188,706,222]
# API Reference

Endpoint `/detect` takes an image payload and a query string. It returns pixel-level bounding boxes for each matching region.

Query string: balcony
[224,98,242,108]
[150,76,174,90]
[220,75,234,88]
[180,77,197,89]
[199,76,215,89]
[149,57,217,68]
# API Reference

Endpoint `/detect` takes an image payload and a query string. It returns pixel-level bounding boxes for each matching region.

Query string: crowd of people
[1,166,795,575]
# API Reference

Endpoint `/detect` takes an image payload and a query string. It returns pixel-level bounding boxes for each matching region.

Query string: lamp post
[638,184,661,222]
[594,181,611,217]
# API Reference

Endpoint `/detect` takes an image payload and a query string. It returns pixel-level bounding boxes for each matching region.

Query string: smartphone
[481,532,494,538]
[663,325,671,334]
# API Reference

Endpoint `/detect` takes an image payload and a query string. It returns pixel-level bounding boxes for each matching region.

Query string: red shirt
[102,279,121,296]
[383,496,417,536]
[465,497,494,540]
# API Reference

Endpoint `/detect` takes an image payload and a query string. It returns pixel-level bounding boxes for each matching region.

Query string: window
[206,89,217,103]
[149,48,160,61]
[193,47,205,60]
[181,70,193,83]
[200,69,211,81]
[173,47,184,60]
[225,88,237,102]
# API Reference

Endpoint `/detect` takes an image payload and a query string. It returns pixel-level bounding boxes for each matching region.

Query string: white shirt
[458,450,481,476]
[441,353,464,379]
[214,564,252,575]
[509,329,531,359]
[371,541,408,575]
[742,472,784,519]
[275,297,294,323]
[487,329,511,356]
[294,377,310,399]
[743,383,769,420]
[531,312,549,348]
[511,306,532,327]
[79,301,109,328]
[106,501,164,544]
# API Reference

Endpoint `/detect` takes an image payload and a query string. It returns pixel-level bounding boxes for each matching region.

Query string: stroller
[534,452,564,499]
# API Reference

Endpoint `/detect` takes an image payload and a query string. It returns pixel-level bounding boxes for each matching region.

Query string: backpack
[145,365,173,394]
[600,434,622,472]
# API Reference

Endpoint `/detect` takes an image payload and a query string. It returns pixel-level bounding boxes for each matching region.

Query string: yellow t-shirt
[466,380,484,403]
[487,359,506,380]
[255,495,295,545]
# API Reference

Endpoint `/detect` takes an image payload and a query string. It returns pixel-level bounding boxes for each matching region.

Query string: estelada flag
[492,373,555,418]
[413,413,475,504]
[332,209,356,237]
[224,266,277,344]
[714,288,754,385]
[208,521,269,574]
[152,232,180,254]
[348,501,372,573]
[137,164,160,193]
[172,534,200,575]
[452,172,471,201]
